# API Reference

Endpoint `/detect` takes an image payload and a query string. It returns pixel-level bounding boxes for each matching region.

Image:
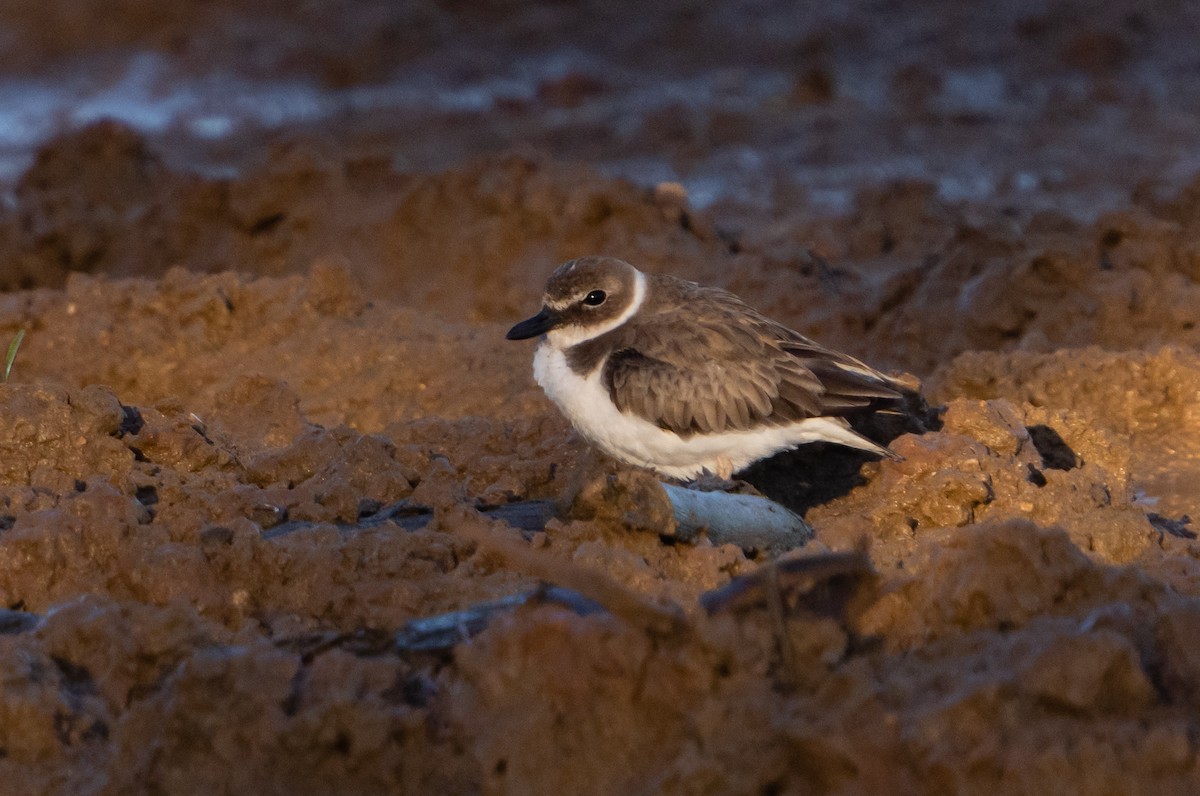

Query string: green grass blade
[4,329,25,383]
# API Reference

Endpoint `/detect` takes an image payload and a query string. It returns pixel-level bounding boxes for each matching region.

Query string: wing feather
[602,284,901,437]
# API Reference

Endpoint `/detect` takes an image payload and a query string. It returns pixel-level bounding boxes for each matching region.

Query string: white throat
[544,269,647,350]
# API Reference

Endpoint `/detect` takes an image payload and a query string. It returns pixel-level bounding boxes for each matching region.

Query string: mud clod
[1028,424,1080,471]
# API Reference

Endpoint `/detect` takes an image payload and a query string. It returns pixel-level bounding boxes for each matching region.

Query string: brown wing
[602,288,899,437]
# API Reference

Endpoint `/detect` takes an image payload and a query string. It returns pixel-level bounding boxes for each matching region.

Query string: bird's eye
[583,290,607,306]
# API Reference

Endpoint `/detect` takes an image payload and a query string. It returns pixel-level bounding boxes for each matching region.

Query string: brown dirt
[2,2,1200,793]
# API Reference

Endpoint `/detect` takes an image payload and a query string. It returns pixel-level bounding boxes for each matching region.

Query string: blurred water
[1,46,1199,221]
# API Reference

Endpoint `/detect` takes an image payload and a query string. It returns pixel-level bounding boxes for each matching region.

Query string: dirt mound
[8,123,1200,378]
[0,122,733,324]
[0,262,1197,791]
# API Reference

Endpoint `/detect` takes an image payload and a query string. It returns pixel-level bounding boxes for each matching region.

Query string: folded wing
[602,292,900,437]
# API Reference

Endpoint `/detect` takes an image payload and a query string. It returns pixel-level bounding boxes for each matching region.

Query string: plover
[507,256,906,480]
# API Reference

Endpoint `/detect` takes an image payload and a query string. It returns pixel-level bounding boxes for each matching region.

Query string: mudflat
[1,2,1199,793]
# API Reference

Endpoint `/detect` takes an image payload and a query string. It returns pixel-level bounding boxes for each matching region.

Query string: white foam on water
[0,49,595,178]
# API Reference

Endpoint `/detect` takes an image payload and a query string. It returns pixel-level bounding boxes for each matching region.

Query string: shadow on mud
[741,389,942,514]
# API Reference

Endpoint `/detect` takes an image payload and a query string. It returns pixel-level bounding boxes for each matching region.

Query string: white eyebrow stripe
[546,269,646,348]
[609,269,646,328]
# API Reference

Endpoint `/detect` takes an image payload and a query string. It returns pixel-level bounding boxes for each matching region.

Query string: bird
[506,256,907,481]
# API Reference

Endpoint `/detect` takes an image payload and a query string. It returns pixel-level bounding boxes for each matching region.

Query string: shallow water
[6,23,1200,222]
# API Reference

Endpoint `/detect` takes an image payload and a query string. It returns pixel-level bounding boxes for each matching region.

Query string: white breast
[532,343,873,480]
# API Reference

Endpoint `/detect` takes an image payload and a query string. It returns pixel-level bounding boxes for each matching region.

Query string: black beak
[506,307,557,340]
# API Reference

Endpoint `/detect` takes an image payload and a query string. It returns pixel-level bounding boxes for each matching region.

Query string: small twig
[260,499,556,540]
[394,585,605,652]
[763,563,799,687]
[3,329,25,383]
[1148,512,1196,540]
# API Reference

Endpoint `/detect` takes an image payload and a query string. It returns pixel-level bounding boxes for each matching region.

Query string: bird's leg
[715,455,734,481]
[683,457,739,493]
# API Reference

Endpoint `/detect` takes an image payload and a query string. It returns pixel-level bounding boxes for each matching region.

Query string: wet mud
[2,1,1200,793]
